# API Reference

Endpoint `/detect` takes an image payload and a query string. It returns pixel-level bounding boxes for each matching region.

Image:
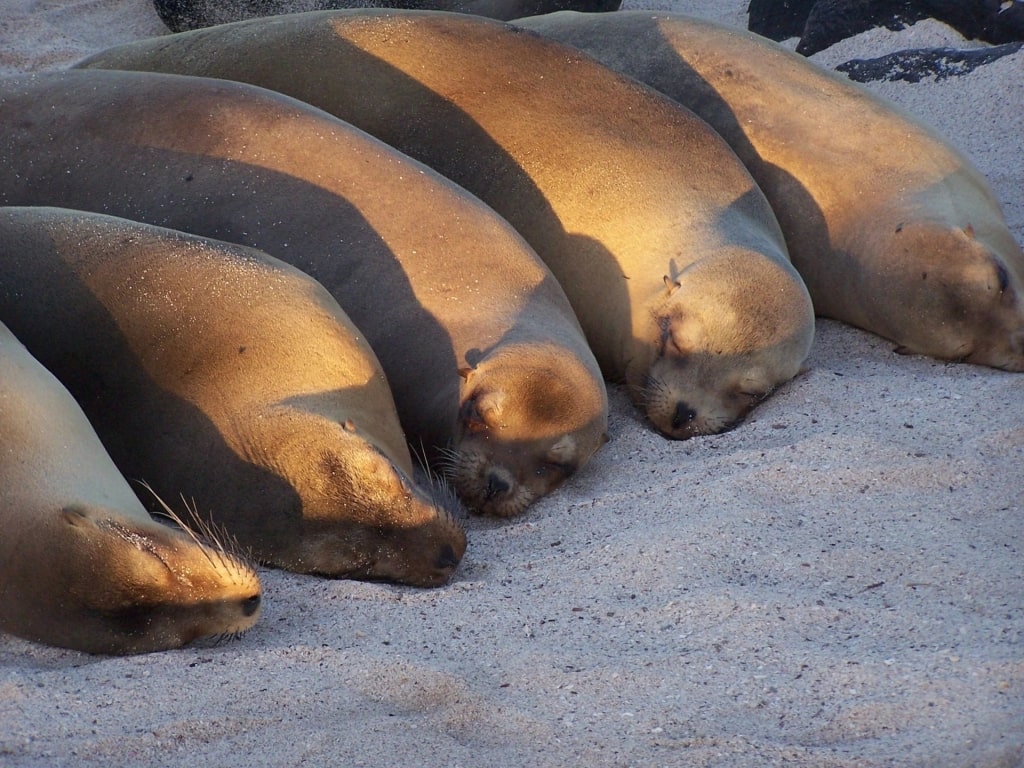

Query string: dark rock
[153,0,622,33]
[747,0,1024,55]
[747,0,817,40]
[836,40,1023,82]
[797,0,926,55]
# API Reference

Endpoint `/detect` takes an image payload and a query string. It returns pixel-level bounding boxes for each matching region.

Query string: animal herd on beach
[1,0,1021,654]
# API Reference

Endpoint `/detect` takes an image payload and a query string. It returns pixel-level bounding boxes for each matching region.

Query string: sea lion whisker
[134,480,256,581]
[135,479,221,569]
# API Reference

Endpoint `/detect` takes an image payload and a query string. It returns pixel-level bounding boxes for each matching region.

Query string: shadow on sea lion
[152,0,621,32]
[0,72,607,518]
[514,11,1024,372]
[0,206,466,584]
[76,9,815,441]
[0,317,262,655]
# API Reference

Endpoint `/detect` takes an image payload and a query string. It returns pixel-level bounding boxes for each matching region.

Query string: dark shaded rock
[153,0,621,33]
[836,40,1023,81]
[747,0,817,40]
[747,0,1024,55]
[797,0,926,55]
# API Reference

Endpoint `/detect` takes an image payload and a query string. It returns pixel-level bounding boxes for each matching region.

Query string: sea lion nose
[242,594,262,617]
[435,544,459,571]
[485,472,511,500]
[672,401,697,430]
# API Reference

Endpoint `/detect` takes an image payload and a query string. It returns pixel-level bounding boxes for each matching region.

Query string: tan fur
[514,11,1024,371]
[0,319,261,655]
[0,206,465,583]
[76,10,815,439]
[0,73,606,516]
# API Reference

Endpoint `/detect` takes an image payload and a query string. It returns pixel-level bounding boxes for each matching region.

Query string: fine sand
[1,2,1021,766]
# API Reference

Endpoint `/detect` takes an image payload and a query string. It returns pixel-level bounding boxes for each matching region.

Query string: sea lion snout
[485,469,514,500]
[436,544,460,572]
[242,594,261,617]
[672,401,697,431]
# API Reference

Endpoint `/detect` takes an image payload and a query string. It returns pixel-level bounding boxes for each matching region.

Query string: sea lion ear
[547,435,577,463]
[663,275,681,296]
[661,314,702,357]
[475,390,505,424]
[62,506,99,529]
[343,419,357,433]
[461,389,506,433]
[458,366,475,382]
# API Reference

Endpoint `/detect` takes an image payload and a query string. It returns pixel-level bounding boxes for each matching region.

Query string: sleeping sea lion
[0,206,465,583]
[0,318,261,654]
[0,73,607,517]
[513,11,1024,371]
[76,9,816,439]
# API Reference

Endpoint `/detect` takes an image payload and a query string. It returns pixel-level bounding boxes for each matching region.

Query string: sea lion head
[271,417,467,587]
[884,221,1024,371]
[448,343,609,517]
[639,248,815,439]
[27,505,262,655]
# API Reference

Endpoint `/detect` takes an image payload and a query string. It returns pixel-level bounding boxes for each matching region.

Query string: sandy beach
[1,1,1021,766]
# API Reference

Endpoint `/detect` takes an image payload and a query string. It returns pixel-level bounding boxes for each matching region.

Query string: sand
[1,2,1021,766]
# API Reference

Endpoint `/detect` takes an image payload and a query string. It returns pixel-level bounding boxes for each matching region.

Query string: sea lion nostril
[436,544,458,570]
[242,595,261,617]
[672,402,697,429]
[485,473,511,500]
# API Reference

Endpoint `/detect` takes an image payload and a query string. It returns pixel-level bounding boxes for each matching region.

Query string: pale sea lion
[77,10,816,440]
[0,318,262,655]
[0,73,607,517]
[512,11,1024,371]
[153,0,621,33]
[0,206,465,583]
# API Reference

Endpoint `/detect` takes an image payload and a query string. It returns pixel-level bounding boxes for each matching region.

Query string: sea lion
[153,0,621,33]
[0,318,262,655]
[512,11,1024,371]
[0,206,465,583]
[77,10,816,440]
[0,72,607,517]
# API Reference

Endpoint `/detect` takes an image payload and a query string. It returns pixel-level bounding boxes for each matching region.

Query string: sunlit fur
[0,325,262,655]
[514,11,1024,373]
[444,343,608,517]
[632,249,814,440]
[0,207,467,588]
[240,417,467,586]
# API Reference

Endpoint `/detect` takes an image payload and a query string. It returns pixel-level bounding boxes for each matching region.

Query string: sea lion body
[0,206,465,583]
[77,10,815,439]
[0,318,262,654]
[0,72,607,517]
[513,11,1024,371]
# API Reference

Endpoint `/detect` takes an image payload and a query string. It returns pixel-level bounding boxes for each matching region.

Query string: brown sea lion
[0,318,262,655]
[0,73,607,517]
[76,10,815,440]
[0,206,465,583]
[512,11,1024,371]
